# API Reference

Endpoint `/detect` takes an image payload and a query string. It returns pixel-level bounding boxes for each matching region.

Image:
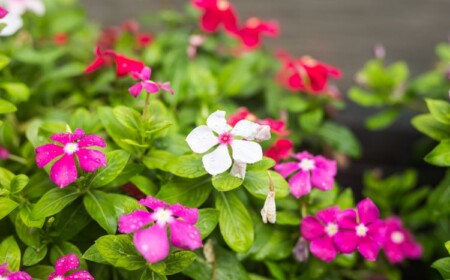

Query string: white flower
[260,190,276,224]
[0,12,22,36]
[0,0,45,36]
[186,110,270,178]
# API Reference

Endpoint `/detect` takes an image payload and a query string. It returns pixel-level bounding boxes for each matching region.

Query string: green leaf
[432,257,450,279]
[426,98,450,125]
[10,174,29,194]
[348,87,382,107]
[252,230,293,261]
[89,150,130,188]
[216,192,254,253]
[95,235,146,270]
[212,172,243,191]
[0,98,17,114]
[130,175,158,196]
[23,246,48,266]
[166,154,207,178]
[247,157,276,171]
[446,241,450,255]
[276,211,300,225]
[335,188,355,209]
[143,149,177,171]
[14,213,40,247]
[157,176,212,208]
[412,114,450,141]
[113,106,143,131]
[0,197,19,219]
[425,139,450,167]
[243,170,290,199]
[365,109,400,130]
[25,265,54,280]
[0,167,14,188]
[19,206,45,228]
[299,109,324,132]
[0,236,21,271]
[84,191,118,234]
[163,251,197,275]
[317,122,361,158]
[0,54,10,71]
[140,269,167,280]
[82,244,109,264]
[279,95,309,112]
[50,200,91,240]
[0,82,30,103]
[196,208,219,239]
[31,187,80,220]
[41,62,84,81]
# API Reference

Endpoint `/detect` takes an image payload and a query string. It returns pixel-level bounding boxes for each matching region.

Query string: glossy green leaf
[166,154,207,178]
[157,176,212,208]
[89,150,130,188]
[247,157,276,171]
[317,122,361,158]
[95,235,146,270]
[10,174,29,194]
[432,257,450,279]
[196,208,219,239]
[412,114,450,141]
[0,98,17,114]
[243,170,290,199]
[276,211,300,226]
[84,190,118,234]
[425,139,450,167]
[23,246,48,266]
[163,251,197,275]
[31,187,80,220]
[0,236,21,271]
[0,197,19,219]
[0,54,10,70]
[82,244,109,264]
[366,109,400,130]
[426,98,450,125]
[0,82,30,103]
[212,172,243,191]
[299,108,324,132]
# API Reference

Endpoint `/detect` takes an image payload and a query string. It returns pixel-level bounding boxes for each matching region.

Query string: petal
[288,171,311,198]
[55,253,80,276]
[220,5,239,33]
[402,240,422,259]
[239,28,260,49]
[314,156,337,176]
[384,243,404,264]
[157,82,174,95]
[230,161,246,179]
[142,81,160,93]
[0,7,7,19]
[134,225,170,263]
[26,0,45,15]
[65,271,94,280]
[231,140,262,164]
[35,144,63,168]
[0,13,23,36]
[316,206,340,224]
[333,231,358,253]
[357,198,380,225]
[231,120,259,139]
[78,135,106,148]
[368,220,386,245]
[128,83,143,97]
[292,151,314,161]
[207,110,230,134]
[0,263,9,274]
[358,236,381,261]
[186,125,218,154]
[118,210,153,233]
[310,236,337,262]
[274,162,300,178]
[169,220,203,250]
[311,167,335,191]
[51,130,84,145]
[114,54,144,77]
[84,56,106,74]
[169,204,199,224]
[76,149,106,172]
[139,196,169,211]
[336,209,357,229]
[200,9,221,32]
[202,145,232,176]
[8,272,33,280]
[140,66,152,80]
[50,154,78,188]
[300,216,325,241]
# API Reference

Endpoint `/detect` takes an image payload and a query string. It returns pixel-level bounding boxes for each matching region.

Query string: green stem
[8,154,27,165]
[142,92,151,121]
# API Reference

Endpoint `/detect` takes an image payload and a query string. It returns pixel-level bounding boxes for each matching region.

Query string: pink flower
[129,66,174,97]
[0,6,8,19]
[118,196,203,263]
[35,128,107,188]
[274,151,337,198]
[237,17,279,49]
[192,0,239,34]
[228,107,289,135]
[84,48,144,77]
[0,147,10,160]
[334,198,386,261]
[264,138,293,163]
[0,263,32,280]
[48,254,93,280]
[382,217,422,263]
[84,47,113,74]
[301,206,341,262]
[136,32,153,48]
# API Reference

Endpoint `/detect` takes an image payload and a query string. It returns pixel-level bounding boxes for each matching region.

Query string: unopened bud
[255,125,271,142]
[292,237,309,262]
[230,161,246,179]
[203,239,215,264]
[260,190,276,224]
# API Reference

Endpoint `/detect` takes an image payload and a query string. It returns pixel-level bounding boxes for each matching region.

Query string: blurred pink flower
[382,217,422,263]
[48,254,93,280]
[118,196,202,263]
[0,147,10,160]
[129,66,174,97]
[0,6,8,18]
[192,0,239,34]
[35,128,106,188]
[0,263,32,280]
[84,48,144,78]
[228,107,289,135]
[237,17,279,49]
[264,138,293,163]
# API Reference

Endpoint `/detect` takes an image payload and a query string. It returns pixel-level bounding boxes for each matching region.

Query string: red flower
[136,33,153,48]
[228,107,257,126]
[192,0,239,34]
[238,17,279,49]
[84,48,144,77]
[264,138,293,163]
[228,107,289,136]
[53,33,68,46]
[84,47,112,74]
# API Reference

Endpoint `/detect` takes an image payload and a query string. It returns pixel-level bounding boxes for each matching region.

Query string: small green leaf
[113,106,143,131]
[348,87,382,107]
[0,197,19,219]
[0,98,17,114]
[335,188,355,209]
[212,172,243,191]
[23,246,48,266]
[140,269,167,280]
[82,244,109,264]
[166,154,207,178]
[31,187,80,220]
[0,236,21,271]
[247,157,276,171]
[276,211,300,225]
[25,265,54,280]
[0,82,30,103]
[317,122,361,158]
[243,170,290,199]
[445,241,450,255]
[95,235,146,270]
[279,95,309,112]
[196,208,219,239]
[365,109,400,130]
[83,191,118,234]
[10,174,29,194]
[299,109,324,132]
[163,251,197,275]
[143,149,177,171]
[426,98,450,125]
[432,257,450,279]
[412,114,450,141]
[425,139,450,167]
[130,175,158,196]
[89,150,130,188]
[0,54,10,70]
[157,176,212,208]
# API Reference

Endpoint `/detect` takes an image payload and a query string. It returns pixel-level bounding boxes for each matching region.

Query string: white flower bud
[203,239,215,264]
[260,190,276,224]
[255,125,271,142]
[230,161,247,179]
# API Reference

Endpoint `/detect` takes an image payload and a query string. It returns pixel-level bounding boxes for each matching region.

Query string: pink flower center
[63,142,79,155]
[325,223,338,237]
[53,276,64,280]
[390,231,405,244]
[298,158,315,171]
[219,132,233,145]
[153,208,174,226]
[355,223,368,237]
[217,0,230,11]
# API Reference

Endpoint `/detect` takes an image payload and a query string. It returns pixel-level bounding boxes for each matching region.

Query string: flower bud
[255,125,271,142]
[292,237,309,262]
[230,161,247,179]
[260,190,276,224]
[203,239,215,264]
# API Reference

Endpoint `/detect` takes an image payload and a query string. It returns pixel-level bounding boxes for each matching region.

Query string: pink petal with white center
[118,210,153,233]
[158,82,174,94]
[142,81,160,94]
[128,82,143,97]
[76,149,106,172]
[207,110,230,134]
[314,156,337,176]
[310,236,337,262]
[65,270,94,280]
[368,220,386,245]
[202,145,232,176]
[334,231,358,253]
[301,216,325,241]
[140,66,152,80]
[134,225,170,263]
[274,162,300,178]
[288,170,311,198]
[231,120,259,139]
[35,144,63,168]
[336,209,357,229]
[0,13,23,36]
[50,154,78,188]
[186,125,218,153]
[231,140,262,164]
[316,206,340,224]
[357,198,379,225]
[55,253,80,276]
[402,240,422,259]
[358,236,381,261]
[78,134,106,148]
[311,167,334,191]
[169,204,199,224]
[169,220,203,250]
[139,196,169,211]
[8,271,33,280]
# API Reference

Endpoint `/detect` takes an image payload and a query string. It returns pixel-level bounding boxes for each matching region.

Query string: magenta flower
[334,198,386,261]
[48,253,94,280]
[35,128,107,188]
[301,206,340,262]
[0,263,32,280]
[382,217,422,263]
[118,196,203,263]
[128,66,174,98]
[0,147,10,160]
[0,6,7,19]
[274,151,337,198]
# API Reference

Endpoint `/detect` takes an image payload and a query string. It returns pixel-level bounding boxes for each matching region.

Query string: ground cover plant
[0,0,449,279]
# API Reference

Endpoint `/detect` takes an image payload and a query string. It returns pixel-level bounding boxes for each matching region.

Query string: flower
[129,66,174,97]
[118,196,203,263]
[237,17,279,49]
[264,138,293,163]
[334,198,386,261]
[3,0,44,16]
[274,151,337,198]
[301,206,341,262]
[0,12,22,36]
[0,147,10,160]
[186,110,270,178]
[187,34,206,59]
[0,263,32,280]
[0,6,7,18]
[136,32,153,48]
[53,33,68,46]
[292,238,309,262]
[260,190,276,224]
[382,217,422,263]
[84,48,144,77]
[35,128,107,188]
[48,254,94,280]
[192,0,239,34]
[228,107,289,135]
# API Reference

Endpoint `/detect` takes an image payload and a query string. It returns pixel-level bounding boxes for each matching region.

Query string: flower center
[53,276,65,280]
[390,231,405,244]
[325,223,338,237]
[301,56,317,67]
[355,223,368,237]
[299,158,315,171]
[217,0,230,11]
[247,17,260,29]
[153,208,174,225]
[219,132,233,145]
[63,142,79,155]
[0,276,8,280]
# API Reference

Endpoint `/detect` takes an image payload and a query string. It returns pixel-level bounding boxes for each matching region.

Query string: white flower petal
[231,140,262,164]
[255,125,271,142]
[186,125,218,154]
[26,0,45,15]
[0,13,23,36]
[231,120,259,140]
[230,161,247,179]
[202,145,232,176]
[207,110,230,134]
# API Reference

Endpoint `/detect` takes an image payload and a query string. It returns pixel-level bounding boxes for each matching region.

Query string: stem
[142,92,151,121]
[8,154,27,165]
[267,171,274,192]
[300,196,308,218]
